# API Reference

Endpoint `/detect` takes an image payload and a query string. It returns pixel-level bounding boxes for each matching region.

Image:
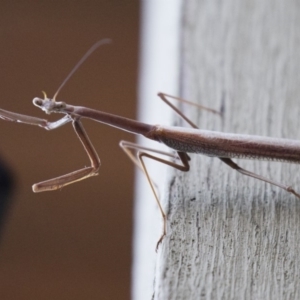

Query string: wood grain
[154,1,300,299]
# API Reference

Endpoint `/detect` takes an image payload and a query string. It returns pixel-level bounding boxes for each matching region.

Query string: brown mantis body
[0,40,299,248]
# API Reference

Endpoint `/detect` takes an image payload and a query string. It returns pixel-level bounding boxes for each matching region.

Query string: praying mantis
[1,39,300,249]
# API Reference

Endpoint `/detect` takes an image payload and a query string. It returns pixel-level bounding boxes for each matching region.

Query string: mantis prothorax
[1,40,300,249]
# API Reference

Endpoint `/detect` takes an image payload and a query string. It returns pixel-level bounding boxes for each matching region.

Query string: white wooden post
[134,1,300,299]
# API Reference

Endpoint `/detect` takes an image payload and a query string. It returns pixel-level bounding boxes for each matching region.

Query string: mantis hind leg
[158,94,300,199]
[120,140,190,250]
[220,158,300,199]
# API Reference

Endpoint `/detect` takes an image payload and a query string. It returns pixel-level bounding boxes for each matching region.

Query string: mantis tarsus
[1,40,300,249]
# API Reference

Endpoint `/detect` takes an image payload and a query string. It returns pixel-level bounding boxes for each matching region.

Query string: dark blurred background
[0,1,139,299]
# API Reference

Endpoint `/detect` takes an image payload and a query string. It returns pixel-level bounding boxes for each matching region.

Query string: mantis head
[32,39,111,116]
[33,92,66,115]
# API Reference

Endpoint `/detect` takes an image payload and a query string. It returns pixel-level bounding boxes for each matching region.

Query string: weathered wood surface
[154,1,300,299]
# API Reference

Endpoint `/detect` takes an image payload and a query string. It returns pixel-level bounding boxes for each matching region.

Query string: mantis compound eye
[32,97,55,114]
[32,97,43,107]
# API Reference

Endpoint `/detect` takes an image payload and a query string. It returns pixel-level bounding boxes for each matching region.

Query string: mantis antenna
[52,38,112,101]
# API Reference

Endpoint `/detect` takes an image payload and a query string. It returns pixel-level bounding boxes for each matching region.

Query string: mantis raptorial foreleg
[1,40,299,251]
[0,108,72,129]
[33,118,100,192]
[0,107,100,192]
